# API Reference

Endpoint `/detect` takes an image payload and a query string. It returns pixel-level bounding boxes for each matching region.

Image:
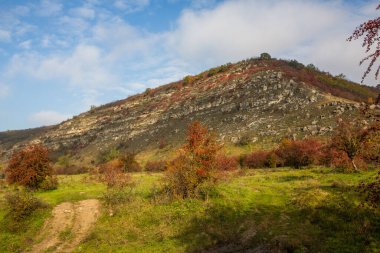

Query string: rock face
[0,58,377,161]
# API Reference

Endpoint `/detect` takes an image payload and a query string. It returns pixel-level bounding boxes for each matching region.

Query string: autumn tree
[165,121,222,199]
[330,120,373,171]
[6,144,53,189]
[348,4,380,82]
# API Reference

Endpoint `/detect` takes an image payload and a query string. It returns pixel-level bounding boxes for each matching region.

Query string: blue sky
[0,0,378,131]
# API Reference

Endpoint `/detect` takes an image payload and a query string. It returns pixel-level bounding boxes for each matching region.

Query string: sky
[0,0,379,131]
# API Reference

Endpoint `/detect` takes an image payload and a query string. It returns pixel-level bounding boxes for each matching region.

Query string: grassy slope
[82,168,378,253]
[0,175,106,253]
[0,169,379,253]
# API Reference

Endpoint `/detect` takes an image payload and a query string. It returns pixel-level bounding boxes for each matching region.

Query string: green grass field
[1,168,379,253]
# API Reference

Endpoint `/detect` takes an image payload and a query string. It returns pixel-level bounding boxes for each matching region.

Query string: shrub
[330,120,378,171]
[164,121,222,199]
[215,155,239,171]
[39,176,58,191]
[4,190,47,221]
[238,134,252,146]
[5,144,53,189]
[276,138,322,168]
[0,164,4,179]
[97,147,120,164]
[359,171,380,209]
[54,165,88,175]
[145,160,167,172]
[321,147,352,171]
[99,160,131,188]
[260,52,271,60]
[158,138,168,149]
[103,187,134,207]
[165,155,201,199]
[244,151,270,168]
[361,124,380,166]
[119,152,142,172]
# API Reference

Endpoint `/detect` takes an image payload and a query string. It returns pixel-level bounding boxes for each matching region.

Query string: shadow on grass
[176,193,380,253]
[277,175,314,182]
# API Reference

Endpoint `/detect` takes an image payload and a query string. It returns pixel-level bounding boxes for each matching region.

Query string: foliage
[215,154,238,171]
[145,160,167,172]
[97,147,120,164]
[238,134,252,146]
[260,52,271,60]
[100,160,132,188]
[54,165,88,175]
[348,4,380,82]
[0,164,4,179]
[331,120,369,171]
[57,155,71,168]
[4,190,47,221]
[244,150,270,168]
[276,138,322,169]
[5,144,53,189]
[359,171,380,209]
[165,155,203,199]
[361,122,380,165]
[287,59,305,69]
[321,147,353,171]
[164,121,222,199]
[119,152,142,172]
[39,176,58,191]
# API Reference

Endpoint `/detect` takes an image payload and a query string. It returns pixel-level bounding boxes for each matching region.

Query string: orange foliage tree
[6,144,53,189]
[165,121,222,199]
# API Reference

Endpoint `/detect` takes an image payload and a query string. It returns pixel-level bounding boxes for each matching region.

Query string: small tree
[165,121,222,199]
[260,52,271,60]
[331,121,370,171]
[6,144,53,189]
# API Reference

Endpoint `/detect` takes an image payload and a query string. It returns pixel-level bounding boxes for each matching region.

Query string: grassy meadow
[1,167,379,253]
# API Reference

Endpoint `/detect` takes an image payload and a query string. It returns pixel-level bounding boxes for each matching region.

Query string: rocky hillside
[1,57,379,162]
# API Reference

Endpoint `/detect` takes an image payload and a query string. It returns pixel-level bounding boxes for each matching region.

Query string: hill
[0,56,379,163]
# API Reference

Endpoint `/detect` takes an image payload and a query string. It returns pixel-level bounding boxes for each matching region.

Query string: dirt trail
[29,199,100,253]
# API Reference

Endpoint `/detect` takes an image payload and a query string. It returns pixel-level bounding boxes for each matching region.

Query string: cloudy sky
[0,0,378,131]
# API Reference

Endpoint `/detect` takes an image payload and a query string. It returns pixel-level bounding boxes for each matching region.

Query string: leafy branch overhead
[348,4,380,82]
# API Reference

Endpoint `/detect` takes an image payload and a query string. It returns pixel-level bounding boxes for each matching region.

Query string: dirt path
[29,199,100,253]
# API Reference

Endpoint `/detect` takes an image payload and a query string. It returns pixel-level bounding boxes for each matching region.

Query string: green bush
[39,176,58,191]
[4,190,47,221]
[102,187,134,207]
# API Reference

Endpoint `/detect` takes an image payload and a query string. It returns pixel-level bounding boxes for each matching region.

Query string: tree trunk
[351,159,358,171]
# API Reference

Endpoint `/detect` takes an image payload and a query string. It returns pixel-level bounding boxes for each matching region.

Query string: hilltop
[0,56,379,163]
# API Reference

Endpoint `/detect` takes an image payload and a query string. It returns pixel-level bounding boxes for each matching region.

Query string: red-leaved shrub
[244,151,270,168]
[6,144,53,189]
[215,155,239,171]
[145,160,167,172]
[275,139,322,168]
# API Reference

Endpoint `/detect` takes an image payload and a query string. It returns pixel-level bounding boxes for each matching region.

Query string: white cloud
[37,0,63,16]
[70,6,96,19]
[0,29,11,42]
[166,0,379,85]
[19,40,32,49]
[29,110,71,126]
[113,0,150,12]
[0,83,9,98]
[190,0,216,9]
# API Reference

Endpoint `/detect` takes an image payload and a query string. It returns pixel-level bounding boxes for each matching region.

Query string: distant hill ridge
[1,56,379,162]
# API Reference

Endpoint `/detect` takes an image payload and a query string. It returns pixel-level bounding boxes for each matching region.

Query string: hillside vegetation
[1,169,379,253]
[1,56,378,165]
